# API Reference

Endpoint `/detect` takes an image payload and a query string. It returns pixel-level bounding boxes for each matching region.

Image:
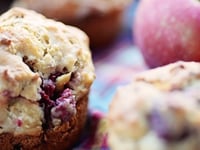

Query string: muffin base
[0,95,88,150]
[65,10,123,48]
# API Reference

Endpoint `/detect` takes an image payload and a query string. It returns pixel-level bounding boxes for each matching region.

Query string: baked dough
[108,61,200,150]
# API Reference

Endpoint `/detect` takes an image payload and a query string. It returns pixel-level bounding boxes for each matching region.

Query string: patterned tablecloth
[75,1,148,149]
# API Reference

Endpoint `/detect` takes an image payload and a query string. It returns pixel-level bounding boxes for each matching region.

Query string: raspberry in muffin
[108,61,200,150]
[12,0,132,48]
[0,7,95,150]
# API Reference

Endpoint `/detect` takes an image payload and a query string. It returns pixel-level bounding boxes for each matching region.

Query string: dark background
[0,0,14,14]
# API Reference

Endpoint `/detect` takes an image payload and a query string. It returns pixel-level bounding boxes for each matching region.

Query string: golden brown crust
[0,95,88,150]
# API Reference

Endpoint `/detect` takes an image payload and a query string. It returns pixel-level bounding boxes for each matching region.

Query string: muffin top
[0,7,95,135]
[12,0,132,21]
[0,7,95,101]
[108,61,200,141]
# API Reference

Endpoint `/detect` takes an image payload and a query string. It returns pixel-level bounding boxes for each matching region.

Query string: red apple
[134,0,200,68]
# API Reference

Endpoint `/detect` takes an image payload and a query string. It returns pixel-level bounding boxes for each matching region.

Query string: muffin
[0,7,95,150]
[12,0,132,48]
[108,61,200,150]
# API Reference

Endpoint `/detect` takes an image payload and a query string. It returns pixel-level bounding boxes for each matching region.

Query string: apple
[134,0,200,68]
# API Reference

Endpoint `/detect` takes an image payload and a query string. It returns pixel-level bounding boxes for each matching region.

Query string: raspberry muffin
[12,0,132,48]
[0,7,95,150]
[108,61,200,150]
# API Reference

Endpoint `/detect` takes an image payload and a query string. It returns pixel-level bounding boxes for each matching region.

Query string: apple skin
[134,0,200,68]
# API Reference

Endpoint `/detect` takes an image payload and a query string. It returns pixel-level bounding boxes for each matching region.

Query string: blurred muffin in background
[108,61,200,150]
[12,0,132,48]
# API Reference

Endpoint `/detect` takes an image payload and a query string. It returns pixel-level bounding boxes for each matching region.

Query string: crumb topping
[108,61,200,150]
